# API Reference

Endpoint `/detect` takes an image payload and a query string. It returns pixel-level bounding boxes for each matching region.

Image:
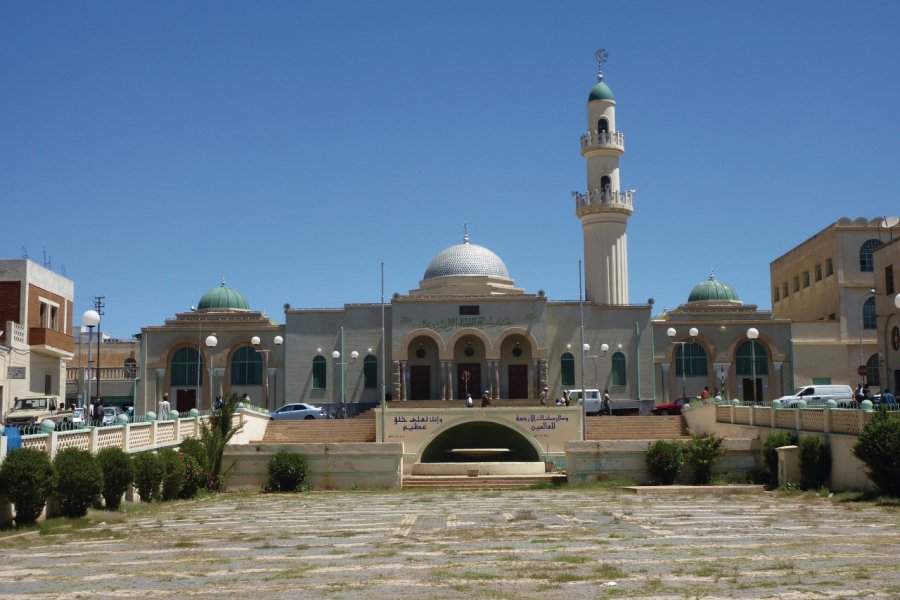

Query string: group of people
[465,391,492,408]
[856,383,896,407]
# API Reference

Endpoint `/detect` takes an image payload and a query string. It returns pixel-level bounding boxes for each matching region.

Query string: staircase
[402,473,567,489]
[586,415,690,440]
[259,418,376,444]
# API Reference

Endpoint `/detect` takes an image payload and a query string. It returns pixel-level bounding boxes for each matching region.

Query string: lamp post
[747,327,760,403]
[332,349,359,409]
[82,310,100,409]
[667,327,698,399]
[251,335,283,411]
[191,306,202,411]
[205,334,217,409]
[585,343,610,388]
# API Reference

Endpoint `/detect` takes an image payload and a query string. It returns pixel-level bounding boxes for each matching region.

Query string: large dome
[198,280,251,311]
[423,236,510,280]
[688,276,740,304]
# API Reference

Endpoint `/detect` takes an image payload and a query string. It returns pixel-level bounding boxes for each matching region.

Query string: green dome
[588,81,615,101]
[688,276,740,304]
[198,281,251,311]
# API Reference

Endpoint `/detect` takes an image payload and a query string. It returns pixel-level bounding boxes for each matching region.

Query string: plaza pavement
[0,487,898,599]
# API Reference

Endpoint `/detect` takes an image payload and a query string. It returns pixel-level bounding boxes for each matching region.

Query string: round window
[464,346,475,357]
[512,347,523,358]
[416,347,426,359]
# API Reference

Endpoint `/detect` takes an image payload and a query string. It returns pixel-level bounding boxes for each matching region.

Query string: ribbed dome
[423,236,510,280]
[589,81,615,101]
[688,276,740,304]
[198,280,251,311]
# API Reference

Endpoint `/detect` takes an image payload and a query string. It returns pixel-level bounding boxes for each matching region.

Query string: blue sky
[3,1,899,338]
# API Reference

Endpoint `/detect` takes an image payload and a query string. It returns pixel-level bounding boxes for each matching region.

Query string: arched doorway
[500,334,532,399]
[420,421,542,463]
[454,335,487,399]
[407,336,440,400]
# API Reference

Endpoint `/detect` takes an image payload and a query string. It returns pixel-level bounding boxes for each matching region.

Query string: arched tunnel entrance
[420,421,542,463]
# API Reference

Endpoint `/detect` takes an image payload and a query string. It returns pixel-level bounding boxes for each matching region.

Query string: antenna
[21,246,28,259]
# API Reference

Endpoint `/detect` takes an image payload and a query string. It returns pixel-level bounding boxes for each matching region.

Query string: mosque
[135,53,789,415]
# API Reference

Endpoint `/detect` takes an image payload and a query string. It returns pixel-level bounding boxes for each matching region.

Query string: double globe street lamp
[251,335,283,410]
[667,327,698,399]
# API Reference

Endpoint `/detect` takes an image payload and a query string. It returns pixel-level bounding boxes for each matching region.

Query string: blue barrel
[3,426,23,451]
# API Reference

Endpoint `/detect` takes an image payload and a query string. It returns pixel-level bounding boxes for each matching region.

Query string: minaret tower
[574,49,633,305]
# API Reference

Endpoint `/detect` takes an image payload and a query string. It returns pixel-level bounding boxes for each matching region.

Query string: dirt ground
[0,487,898,599]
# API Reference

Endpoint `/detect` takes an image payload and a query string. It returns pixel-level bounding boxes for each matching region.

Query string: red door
[176,389,197,413]
[508,365,528,399]
[410,366,431,400]
[457,363,481,399]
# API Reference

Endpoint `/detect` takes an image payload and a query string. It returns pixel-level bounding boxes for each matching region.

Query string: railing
[66,367,140,381]
[714,403,895,436]
[580,130,625,152]
[573,189,634,212]
[4,321,26,346]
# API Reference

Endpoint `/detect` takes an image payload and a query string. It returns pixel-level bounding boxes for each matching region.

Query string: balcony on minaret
[580,130,625,155]
[573,189,634,216]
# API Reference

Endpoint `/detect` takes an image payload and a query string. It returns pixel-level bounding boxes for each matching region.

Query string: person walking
[481,391,491,407]
[157,393,171,421]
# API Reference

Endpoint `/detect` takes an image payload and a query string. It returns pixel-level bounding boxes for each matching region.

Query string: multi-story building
[874,232,900,394]
[770,217,898,391]
[0,259,75,415]
[66,329,140,409]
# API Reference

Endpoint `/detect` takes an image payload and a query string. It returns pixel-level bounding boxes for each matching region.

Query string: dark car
[651,397,691,416]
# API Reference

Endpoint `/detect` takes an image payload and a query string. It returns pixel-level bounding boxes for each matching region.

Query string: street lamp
[251,335,283,411]
[205,334,217,409]
[82,310,100,409]
[747,327,760,404]
[332,348,359,409]
[585,343,610,388]
[667,327,698,399]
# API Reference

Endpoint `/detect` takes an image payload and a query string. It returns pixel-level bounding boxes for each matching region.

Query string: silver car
[270,403,326,420]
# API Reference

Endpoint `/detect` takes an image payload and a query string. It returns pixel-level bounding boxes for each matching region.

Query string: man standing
[539,387,548,407]
[157,393,170,421]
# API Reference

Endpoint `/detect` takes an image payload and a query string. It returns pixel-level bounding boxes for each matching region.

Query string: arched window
[363,355,377,389]
[123,357,137,379]
[170,347,201,386]
[863,297,876,329]
[560,352,575,386]
[312,356,327,389]
[859,239,884,272]
[231,345,262,385]
[600,175,611,193]
[866,353,880,387]
[674,342,708,376]
[597,117,609,133]
[735,340,768,376]
[611,352,627,386]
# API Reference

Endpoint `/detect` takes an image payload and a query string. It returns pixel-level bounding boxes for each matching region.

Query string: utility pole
[94,296,105,404]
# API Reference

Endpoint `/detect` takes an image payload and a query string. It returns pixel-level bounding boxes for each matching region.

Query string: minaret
[574,49,633,305]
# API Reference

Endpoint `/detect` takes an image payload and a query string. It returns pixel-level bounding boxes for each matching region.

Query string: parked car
[100,406,124,426]
[270,403,327,420]
[651,397,691,416]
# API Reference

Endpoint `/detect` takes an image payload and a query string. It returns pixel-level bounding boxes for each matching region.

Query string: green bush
[95,447,134,511]
[798,435,831,490]
[853,411,900,496]
[197,393,243,492]
[179,437,208,475]
[684,431,726,485]
[159,448,186,501]
[645,440,685,485]
[267,451,310,492]
[178,451,203,499]
[52,448,102,518]
[762,430,797,486]
[133,452,164,502]
[0,448,54,526]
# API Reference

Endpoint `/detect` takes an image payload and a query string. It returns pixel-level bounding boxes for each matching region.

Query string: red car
[651,397,691,416]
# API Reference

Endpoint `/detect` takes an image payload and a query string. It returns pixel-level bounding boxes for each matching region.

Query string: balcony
[66,367,141,382]
[573,189,635,217]
[580,130,625,154]
[28,327,74,357]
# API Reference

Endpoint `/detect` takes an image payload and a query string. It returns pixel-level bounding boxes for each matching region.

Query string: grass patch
[555,554,590,564]
[173,540,202,548]
[594,563,627,579]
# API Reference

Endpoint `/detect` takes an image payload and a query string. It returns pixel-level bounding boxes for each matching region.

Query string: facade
[653,275,792,403]
[0,259,74,416]
[873,233,900,394]
[770,217,898,391]
[67,330,140,409]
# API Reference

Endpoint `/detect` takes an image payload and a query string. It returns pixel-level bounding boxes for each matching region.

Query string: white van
[775,385,853,408]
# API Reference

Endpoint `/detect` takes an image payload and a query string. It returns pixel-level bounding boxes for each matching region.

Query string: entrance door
[457,363,482,399]
[508,365,528,399]
[742,378,762,403]
[176,389,197,413]
[410,366,431,400]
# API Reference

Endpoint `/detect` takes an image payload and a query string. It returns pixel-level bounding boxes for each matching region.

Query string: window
[793,276,800,292]
[773,287,780,302]
[863,297,876,329]
[735,340,768,376]
[886,265,895,295]
[600,175,611,194]
[812,377,832,385]
[363,355,377,389]
[866,354,880,387]
[123,358,137,379]
[783,282,789,298]
[859,239,884,272]
[561,352,575,386]
[231,345,262,385]
[312,356,327,389]
[39,299,60,330]
[171,347,201,386]
[674,343,707,376]
[815,264,822,282]
[597,117,609,133]
[826,257,834,276]
[803,271,810,288]
[611,352,627,386]
[459,305,480,315]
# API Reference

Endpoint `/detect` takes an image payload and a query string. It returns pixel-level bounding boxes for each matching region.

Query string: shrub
[159,449,186,501]
[0,448,54,526]
[52,448,102,518]
[762,430,797,486]
[267,451,310,492]
[95,447,134,511]
[198,393,243,491]
[684,431,726,485]
[133,452,164,502]
[179,437,208,475]
[645,440,685,485]
[854,411,900,496]
[798,435,831,490]
[178,451,203,499]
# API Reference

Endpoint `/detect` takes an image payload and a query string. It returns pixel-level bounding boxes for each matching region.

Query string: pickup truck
[2,396,74,429]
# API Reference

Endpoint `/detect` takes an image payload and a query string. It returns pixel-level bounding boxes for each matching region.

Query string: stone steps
[586,415,690,440]
[260,419,376,443]
[402,474,567,489]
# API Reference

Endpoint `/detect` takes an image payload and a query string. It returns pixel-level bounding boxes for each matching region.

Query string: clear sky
[3,1,899,339]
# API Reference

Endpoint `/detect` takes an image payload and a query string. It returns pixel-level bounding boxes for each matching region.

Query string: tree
[198,392,244,491]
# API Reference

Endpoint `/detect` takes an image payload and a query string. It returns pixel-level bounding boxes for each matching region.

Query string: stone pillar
[773,361,784,399]
[776,445,800,487]
[660,364,670,402]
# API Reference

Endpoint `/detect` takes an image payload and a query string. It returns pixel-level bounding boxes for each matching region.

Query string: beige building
[0,259,74,416]
[67,331,140,409]
[770,217,898,391]
[873,233,900,393]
